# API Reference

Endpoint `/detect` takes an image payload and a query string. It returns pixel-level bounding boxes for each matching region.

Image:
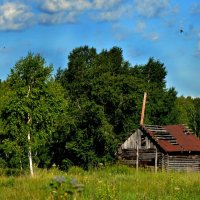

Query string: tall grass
[0,165,199,200]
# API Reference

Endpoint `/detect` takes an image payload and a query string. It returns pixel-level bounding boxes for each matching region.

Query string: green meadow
[0,165,199,200]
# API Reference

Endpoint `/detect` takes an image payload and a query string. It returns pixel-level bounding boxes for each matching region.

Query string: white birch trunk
[27,85,34,177]
[28,132,34,177]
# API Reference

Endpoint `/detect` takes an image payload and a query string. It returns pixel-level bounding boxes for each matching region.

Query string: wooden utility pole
[140,92,147,125]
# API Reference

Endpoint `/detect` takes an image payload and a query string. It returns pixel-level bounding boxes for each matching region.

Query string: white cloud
[0,0,170,30]
[92,4,132,21]
[191,2,200,15]
[144,32,160,41]
[193,31,200,57]
[40,0,122,13]
[171,4,180,14]
[93,0,121,10]
[41,0,91,13]
[0,2,34,31]
[38,0,127,24]
[134,0,170,18]
[133,20,159,41]
[38,0,91,24]
[112,23,133,41]
[40,0,127,22]
[39,11,77,24]
[134,20,147,33]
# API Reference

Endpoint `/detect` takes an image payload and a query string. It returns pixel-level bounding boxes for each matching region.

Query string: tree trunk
[28,132,34,177]
[27,85,34,177]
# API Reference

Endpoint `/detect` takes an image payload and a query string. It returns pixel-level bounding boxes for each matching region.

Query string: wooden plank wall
[162,155,200,172]
[118,149,200,171]
[118,148,159,167]
[120,130,141,149]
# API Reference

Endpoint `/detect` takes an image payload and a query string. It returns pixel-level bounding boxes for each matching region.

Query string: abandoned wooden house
[118,124,200,171]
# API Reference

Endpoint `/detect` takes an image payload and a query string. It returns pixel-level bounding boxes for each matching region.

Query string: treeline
[0,46,199,173]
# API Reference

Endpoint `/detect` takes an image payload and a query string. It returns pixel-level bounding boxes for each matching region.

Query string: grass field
[0,165,199,200]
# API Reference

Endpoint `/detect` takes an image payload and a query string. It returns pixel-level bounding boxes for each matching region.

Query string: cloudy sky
[0,0,200,97]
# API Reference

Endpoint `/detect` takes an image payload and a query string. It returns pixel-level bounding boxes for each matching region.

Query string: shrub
[49,175,84,200]
[0,168,25,176]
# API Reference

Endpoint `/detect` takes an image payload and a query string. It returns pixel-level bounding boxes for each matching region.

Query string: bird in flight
[180,29,184,33]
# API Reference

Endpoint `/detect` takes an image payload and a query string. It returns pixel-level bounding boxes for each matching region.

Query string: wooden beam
[140,92,147,125]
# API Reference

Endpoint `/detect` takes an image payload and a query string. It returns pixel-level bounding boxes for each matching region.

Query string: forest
[0,46,200,174]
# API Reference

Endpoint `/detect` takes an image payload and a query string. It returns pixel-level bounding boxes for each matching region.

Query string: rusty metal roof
[140,124,200,153]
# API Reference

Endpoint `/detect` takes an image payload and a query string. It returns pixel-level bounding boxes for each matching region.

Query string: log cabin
[118,124,200,171]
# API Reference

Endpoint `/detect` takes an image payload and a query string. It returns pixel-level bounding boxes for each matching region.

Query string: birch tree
[1,53,67,176]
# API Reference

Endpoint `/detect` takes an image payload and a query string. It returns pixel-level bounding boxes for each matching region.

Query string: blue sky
[0,0,200,97]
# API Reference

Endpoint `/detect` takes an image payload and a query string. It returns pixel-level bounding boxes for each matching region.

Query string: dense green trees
[0,53,68,175]
[54,46,179,169]
[175,96,200,137]
[0,46,199,173]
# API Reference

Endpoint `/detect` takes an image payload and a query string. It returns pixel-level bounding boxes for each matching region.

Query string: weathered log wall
[118,148,200,171]
[162,155,200,172]
[118,148,159,167]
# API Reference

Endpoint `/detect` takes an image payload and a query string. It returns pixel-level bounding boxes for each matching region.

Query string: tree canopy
[0,46,199,173]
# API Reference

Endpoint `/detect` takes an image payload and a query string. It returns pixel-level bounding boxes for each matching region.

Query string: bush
[0,168,25,176]
[0,158,6,168]
[49,175,84,200]
[60,159,73,171]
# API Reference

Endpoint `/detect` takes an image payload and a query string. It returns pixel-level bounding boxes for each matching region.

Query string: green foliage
[49,176,84,200]
[0,53,68,171]
[193,98,200,136]
[132,58,178,125]
[3,45,200,172]
[0,158,6,168]
[58,47,177,133]
[143,57,167,88]
[145,87,178,125]
[54,46,180,168]
[0,168,25,177]
[175,96,200,136]
[65,99,116,169]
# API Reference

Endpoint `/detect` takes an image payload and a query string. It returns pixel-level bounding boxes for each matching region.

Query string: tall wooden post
[140,92,147,125]
[136,139,139,171]
[161,153,164,171]
[155,147,158,173]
